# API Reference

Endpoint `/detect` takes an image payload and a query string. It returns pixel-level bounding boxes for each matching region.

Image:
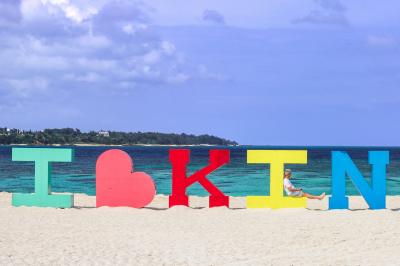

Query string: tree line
[0,128,238,146]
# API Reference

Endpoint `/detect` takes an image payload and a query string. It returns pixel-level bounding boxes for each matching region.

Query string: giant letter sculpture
[169,149,230,208]
[96,149,156,208]
[12,148,74,208]
[247,150,308,209]
[329,151,389,210]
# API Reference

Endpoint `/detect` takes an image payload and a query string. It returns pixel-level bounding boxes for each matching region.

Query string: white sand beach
[1,192,400,265]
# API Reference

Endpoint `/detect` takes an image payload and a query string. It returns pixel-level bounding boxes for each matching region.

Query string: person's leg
[303,192,325,200]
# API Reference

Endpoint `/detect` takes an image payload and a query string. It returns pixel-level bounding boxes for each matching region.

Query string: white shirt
[283,178,294,196]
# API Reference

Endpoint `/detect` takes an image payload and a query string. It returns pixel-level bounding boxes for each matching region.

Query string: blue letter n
[329,151,389,210]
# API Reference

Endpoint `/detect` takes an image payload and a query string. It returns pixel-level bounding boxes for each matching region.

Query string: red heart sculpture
[96,149,156,208]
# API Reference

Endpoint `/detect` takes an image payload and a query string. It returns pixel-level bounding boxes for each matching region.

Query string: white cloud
[0,0,22,25]
[197,65,228,81]
[1,0,218,101]
[161,41,175,55]
[20,0,42,21]
[143,50,161,64]
[40,0,99,23]
[75,34,112,49]
[292,0,349,27]
[75,58,116,71]
[7,77,49,97]
[166,73,189,84]
[367,35,396,47]
[63,72,102,82]
[16,54,70,71]
[202,9,225,25]
[315,0,346,12]
[122,23,147,34]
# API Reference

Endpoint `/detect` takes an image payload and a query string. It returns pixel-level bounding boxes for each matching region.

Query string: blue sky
[0,0,399,145]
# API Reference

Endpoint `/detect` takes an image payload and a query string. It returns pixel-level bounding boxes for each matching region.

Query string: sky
[0,0,399,145]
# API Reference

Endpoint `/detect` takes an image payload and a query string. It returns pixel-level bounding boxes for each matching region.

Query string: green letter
[12,148,74,208]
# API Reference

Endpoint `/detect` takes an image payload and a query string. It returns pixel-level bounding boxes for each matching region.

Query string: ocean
[1,146,400,196]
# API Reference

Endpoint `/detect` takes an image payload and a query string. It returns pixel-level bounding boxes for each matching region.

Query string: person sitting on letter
[283,169,325,200]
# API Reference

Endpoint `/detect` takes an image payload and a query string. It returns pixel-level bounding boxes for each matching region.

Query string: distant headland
[0,128,238,146]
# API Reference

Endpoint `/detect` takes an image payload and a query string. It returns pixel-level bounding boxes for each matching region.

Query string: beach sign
[329,151,389,209]
[246,150,307,209]
[169,149,230,207]
[96,149,156,208]
[8,147,390,210]
[12,148,74,208]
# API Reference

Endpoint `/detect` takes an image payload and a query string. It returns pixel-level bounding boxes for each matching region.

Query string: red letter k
[169,149,230,208]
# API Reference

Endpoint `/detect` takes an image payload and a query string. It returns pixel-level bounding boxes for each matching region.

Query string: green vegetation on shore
[0,128,237,146]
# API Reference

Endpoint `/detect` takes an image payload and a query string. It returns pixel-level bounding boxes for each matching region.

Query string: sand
[1,192,400,265]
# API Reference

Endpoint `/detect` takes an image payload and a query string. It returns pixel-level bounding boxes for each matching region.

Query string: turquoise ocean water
[0,146,400,196]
